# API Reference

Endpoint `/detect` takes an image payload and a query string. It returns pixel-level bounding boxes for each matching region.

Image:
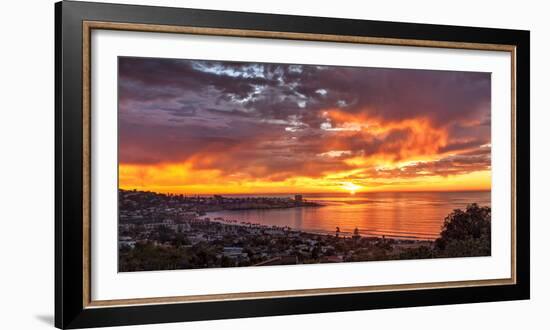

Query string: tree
[435,203,491,256]
[352,227,361,241]
[172,233,190,247]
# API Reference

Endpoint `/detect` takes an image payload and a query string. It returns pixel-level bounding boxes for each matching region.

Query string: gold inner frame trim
[82,20,517,309]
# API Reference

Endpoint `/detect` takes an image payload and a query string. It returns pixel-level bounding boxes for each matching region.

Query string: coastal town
[118,189,435,271]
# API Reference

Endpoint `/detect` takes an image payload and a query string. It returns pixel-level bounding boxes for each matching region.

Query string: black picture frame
[55,1,530,328]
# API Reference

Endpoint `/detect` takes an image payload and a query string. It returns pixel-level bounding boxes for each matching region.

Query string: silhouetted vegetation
[435,203,491,257]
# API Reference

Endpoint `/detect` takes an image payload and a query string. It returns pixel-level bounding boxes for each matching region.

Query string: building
[222,247,249,261]
[294,194,303,203]
[253,256,298,266]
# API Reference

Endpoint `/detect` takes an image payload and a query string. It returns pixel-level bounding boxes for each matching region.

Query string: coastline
[205,214,435,241]
[118,189,489,272]
[119,213,435,271]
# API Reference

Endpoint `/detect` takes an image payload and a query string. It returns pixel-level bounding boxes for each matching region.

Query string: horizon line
[119,188,491,195]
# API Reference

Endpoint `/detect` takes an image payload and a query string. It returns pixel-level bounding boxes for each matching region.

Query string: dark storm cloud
[294,66,491,125]
[118,57,491,180]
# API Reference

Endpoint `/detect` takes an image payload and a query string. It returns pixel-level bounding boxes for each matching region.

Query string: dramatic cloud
[118,57,491,193]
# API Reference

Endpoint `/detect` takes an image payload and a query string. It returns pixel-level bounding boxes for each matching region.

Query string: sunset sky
[118,57,491,194]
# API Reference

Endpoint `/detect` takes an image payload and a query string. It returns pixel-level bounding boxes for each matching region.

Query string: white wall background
[0,0,546,329]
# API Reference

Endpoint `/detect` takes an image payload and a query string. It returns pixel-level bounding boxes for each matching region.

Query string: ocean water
[205,191,490,240]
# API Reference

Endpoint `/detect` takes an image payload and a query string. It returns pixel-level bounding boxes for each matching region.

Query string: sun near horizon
[118,163,491,195]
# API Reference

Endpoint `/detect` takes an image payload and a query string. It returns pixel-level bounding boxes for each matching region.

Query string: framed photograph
[55,1,530,328]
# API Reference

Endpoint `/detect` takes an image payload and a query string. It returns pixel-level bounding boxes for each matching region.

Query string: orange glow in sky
[118,58,491,195]
[118,113,491,194]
